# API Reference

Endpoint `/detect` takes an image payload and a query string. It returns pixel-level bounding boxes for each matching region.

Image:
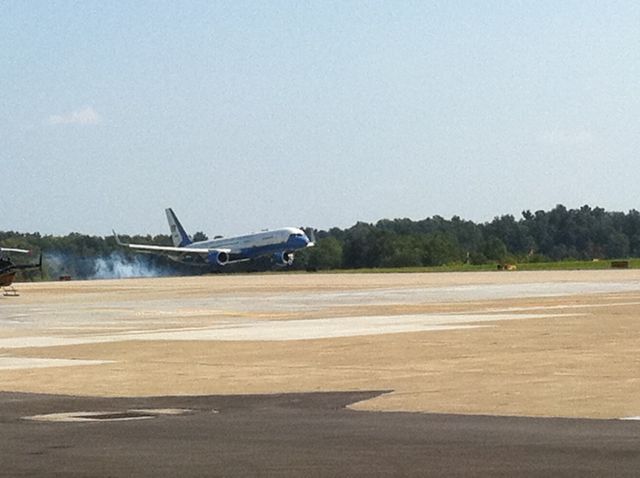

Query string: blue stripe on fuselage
[238,234,308,260]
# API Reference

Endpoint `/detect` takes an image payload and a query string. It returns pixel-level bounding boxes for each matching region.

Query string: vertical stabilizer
[165,208,192,247]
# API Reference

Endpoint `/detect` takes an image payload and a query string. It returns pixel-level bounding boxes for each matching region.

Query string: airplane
[0,248,43,295]
[113,208,315,267]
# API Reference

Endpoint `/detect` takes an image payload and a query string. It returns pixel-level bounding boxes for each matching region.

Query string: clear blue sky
[2,1,639,236]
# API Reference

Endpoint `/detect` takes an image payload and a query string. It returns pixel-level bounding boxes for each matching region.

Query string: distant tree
[192,231,208,242]
[482,236,508,262]
[422,232,463,266]
[305,236,343,270]
[342,223,394,268]
[380,236,423,268]
[607,231,630,258]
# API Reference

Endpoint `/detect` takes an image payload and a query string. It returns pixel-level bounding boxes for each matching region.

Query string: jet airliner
[114,208,314,267]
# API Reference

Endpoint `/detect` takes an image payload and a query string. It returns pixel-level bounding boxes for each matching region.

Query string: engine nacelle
[272,251,294,267]
[207,250,229,266]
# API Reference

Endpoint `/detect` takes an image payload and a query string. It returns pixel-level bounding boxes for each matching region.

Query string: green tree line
[2,204,640,279]
[300,204,640,270]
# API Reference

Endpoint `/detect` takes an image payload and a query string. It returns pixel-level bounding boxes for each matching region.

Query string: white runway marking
[483,301,640,314]
[0,312,578,348]
[3,280,639,327]
[24,408,193,422]
[0,357,112,370]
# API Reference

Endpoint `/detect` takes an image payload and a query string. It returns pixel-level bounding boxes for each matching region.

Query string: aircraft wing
[113,231,229,256]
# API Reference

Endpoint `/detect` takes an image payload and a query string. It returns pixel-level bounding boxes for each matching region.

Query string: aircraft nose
[289,234,309,248]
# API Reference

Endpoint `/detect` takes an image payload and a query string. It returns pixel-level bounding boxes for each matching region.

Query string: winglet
[112,230,125,247]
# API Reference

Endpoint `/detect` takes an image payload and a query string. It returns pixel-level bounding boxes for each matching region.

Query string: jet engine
[207,250,229,266]
[272,251,294,267]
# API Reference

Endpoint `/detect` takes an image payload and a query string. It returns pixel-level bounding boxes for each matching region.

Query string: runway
[3,390,640,477]
[2,270,640,475]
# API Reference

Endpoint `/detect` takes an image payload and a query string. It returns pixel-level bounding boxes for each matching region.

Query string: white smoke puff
[43,252,80,278]
[93,252,166,279]
[43,251,178,280]
[44,252,65,271]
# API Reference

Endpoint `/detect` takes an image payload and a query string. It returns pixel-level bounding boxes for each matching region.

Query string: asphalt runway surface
[2,271,640,475]
[3,390,640,477]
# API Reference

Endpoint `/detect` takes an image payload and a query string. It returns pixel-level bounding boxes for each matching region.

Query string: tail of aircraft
[165,208,192,247]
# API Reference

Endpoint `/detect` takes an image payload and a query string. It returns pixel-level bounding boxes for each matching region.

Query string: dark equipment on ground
[0,252,43,296]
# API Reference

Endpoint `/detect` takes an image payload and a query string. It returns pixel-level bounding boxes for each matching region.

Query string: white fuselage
[195,228,301,254]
